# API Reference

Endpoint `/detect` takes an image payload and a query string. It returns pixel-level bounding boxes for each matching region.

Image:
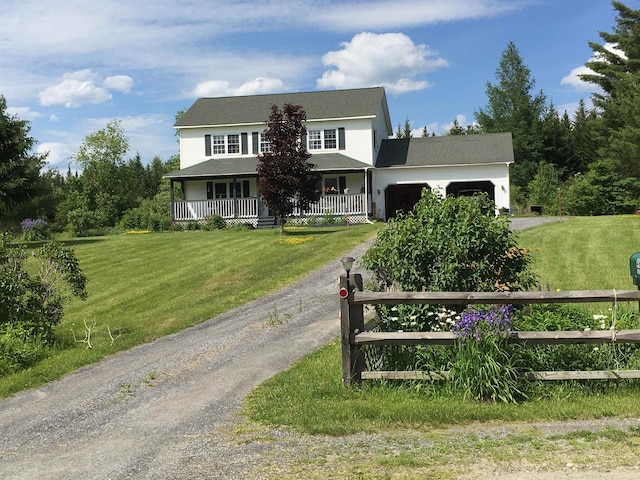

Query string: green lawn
[0,224,379,398]
[243,215,640,435]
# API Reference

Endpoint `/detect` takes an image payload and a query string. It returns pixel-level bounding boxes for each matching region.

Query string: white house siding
[372,163,510,219]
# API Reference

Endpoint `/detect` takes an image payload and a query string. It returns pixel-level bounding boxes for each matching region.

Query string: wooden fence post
[340,273,364,387]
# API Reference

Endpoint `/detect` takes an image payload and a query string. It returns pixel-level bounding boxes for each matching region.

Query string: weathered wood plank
[361,371,450,380]
[509,329,640,344]
[352,289,640,305]
[353,329,640,346]
[353,331,457,345]
[362,370,640,381]
[523,370,640,380]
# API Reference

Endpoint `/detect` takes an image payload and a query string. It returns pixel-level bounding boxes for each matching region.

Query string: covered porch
[165,153,373,227]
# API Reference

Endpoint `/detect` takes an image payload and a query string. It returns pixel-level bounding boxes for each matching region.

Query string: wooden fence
[339,273,640,386]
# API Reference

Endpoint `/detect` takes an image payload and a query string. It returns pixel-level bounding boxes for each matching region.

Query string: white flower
[584,327,591,332]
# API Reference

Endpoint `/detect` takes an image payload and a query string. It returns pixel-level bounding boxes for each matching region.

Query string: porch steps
[256,216,276,229]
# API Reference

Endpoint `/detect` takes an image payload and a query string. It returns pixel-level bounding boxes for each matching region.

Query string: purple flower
[20,218,47,231]
[452,304,512,340]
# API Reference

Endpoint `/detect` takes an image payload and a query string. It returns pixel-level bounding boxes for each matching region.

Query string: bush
[0,325,50,375]
[0,233,87,345]
[363,189,536,293]
[204,214,226,230]
[362,190,536,384]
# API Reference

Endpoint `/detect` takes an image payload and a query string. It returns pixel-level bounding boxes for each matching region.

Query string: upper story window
[228,134,240,154]
[212,135,225,154]
[205,133,246,156]
[308,128,338,150]
[260,133,271,153]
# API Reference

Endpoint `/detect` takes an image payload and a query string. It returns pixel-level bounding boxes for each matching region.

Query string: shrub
[362,190,536,378]
[204,214,226,230]
[0,233,87,345]
[363,189,536,293]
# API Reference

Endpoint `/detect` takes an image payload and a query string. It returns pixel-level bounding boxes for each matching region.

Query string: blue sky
[1,0,622,171]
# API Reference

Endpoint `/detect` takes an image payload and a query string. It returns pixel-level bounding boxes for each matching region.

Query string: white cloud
[38,142,74,169]
[190,77,286,97]
[561,65,594,91]
[317,32,448,94]
[103,75,134,93]
[39,70,111,107]
[6,106,42,121]
[39,70,135,107]
[561,43,626,92]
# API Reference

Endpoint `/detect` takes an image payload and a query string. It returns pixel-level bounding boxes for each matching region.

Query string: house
[166,87,513,226]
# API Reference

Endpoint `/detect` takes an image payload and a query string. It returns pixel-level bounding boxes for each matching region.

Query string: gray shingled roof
[375,133,514,168]
[175,87,391,133]
[164,153,370,179]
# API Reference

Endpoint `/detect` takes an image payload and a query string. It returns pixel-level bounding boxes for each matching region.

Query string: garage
[446,181,495,201]
[385,183,430,219]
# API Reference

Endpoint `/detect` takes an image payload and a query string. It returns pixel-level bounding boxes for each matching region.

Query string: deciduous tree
[257,103,321,233]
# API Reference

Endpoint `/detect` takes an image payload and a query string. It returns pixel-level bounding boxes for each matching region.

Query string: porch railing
[174,194,367,221]
[294,194,366,217]
[173,198,258,221]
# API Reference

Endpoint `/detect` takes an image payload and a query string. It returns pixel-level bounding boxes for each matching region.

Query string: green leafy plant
[0,233,87,344]
[448,305,525,403]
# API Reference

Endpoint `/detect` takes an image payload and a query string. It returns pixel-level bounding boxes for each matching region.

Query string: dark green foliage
[0,233,87,346]
[563,159,640,215]
[204,214,226,230]
[364,189,535,293]
[0,95,46,222]
[475,42,547,191]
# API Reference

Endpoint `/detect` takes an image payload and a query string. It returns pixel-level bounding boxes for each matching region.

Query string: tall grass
[0,224,379,397]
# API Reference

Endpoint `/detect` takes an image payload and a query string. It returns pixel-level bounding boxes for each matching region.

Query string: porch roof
[375,133,514,168]
[164,153,370,180]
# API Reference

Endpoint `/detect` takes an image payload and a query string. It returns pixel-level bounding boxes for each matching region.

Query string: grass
[242,215,640,435]
[517,215,640,290]
[0,223,379,398]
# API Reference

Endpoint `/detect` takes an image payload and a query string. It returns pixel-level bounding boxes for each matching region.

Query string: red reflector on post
[339,287,349,299]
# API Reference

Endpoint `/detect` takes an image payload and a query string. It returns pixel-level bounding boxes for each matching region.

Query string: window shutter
[241,133,248,154]
[252,132,259,154]
[205,135,212,156]
[301,134,307,147]
[338,128,345,150]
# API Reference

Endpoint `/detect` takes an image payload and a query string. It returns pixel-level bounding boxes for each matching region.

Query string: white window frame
[307,128,337,150]
[227,134,240,154]
[212,135,225,155]
[260,133,271,153]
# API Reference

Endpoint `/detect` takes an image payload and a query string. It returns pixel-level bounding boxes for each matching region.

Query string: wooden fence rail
[339,273,640,386]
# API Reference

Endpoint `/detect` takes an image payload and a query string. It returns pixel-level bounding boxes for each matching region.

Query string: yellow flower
[276,236,314,245]
[125,230,151,235]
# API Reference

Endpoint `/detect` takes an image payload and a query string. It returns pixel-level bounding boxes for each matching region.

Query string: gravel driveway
[0,238,375,479]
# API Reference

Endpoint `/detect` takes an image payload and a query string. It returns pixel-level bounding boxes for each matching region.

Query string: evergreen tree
[0,95,46,221]
[395,117,413,139]
[475,42,547,190]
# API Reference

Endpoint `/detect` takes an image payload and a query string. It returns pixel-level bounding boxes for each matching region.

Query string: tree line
[0,112,179,236]
[399,1,640,216]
